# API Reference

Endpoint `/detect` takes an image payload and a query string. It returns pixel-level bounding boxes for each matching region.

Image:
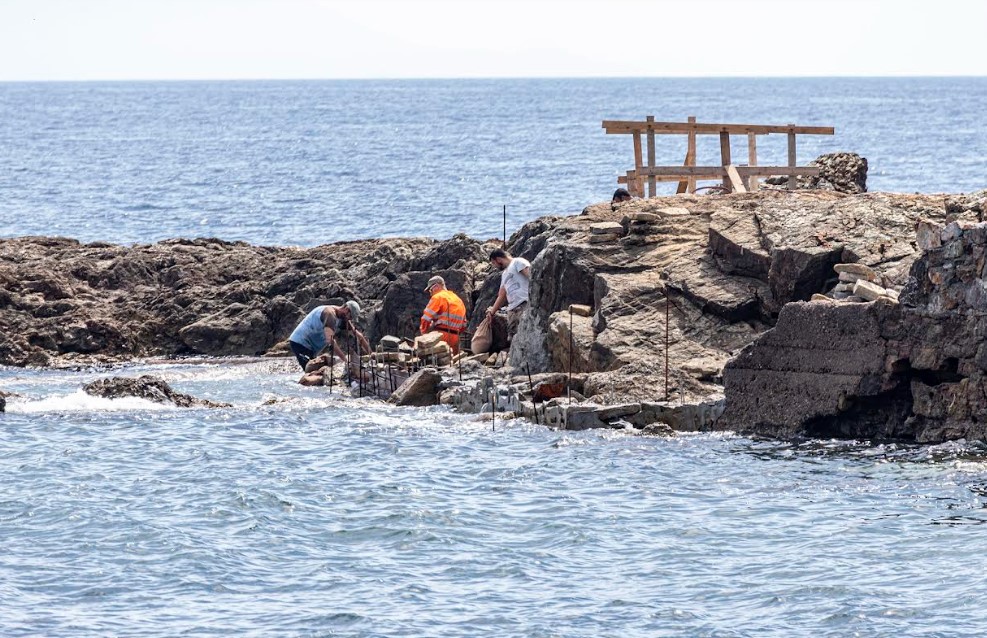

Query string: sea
[2,78,987,637]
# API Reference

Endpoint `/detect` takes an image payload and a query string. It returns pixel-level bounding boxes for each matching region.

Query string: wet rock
[83,375,231,408]
[387,367,442,407]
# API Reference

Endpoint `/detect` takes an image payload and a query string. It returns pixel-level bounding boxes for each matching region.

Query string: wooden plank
[677,115,697,194]
[625,170,641,197]
[646,115,656,197]
[621,174,726,184]
[719,132,731,191]
[632,132,643,196]
[602,120,835,136]
[747,133,759,191]
[787,127,797,190]
[636,166,821,177]
[725,164,748,193]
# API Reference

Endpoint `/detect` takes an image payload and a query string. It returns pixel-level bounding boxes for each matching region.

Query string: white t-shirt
[501,257,531,310]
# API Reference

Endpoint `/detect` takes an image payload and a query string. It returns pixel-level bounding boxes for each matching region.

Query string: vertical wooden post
[632,132,644,197]
[747,133,758,191]
[646,115,656,198]
[626,171,638,198]
[677,115,697,194]
[787,125,797,190]
[719,131,732,192]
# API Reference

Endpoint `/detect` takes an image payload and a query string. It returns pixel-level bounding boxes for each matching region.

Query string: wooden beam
[635,165,821,177]
[677,115,697,194]
[646,115,656,197]
[747,133,758,191]
[787,126,797,190]
[726,164,748,193]
[602,120,835,136]
[719,132,732,192]
[632,132,643,197]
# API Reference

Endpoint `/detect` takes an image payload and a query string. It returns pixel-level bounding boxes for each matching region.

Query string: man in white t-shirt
[486,248,531,344]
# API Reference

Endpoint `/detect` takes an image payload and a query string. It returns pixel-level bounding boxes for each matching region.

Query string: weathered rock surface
[720,217,987,443]
[0,234,499,367]
[83,375,231,408]
[2,188,974,438]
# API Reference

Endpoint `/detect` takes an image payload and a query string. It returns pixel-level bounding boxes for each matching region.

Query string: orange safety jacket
[421,289,468,335]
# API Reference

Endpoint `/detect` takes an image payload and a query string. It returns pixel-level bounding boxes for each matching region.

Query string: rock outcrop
[720,215,987,443]
[0,234,499,367]
[4,187,980,439]
[83,375,231,408]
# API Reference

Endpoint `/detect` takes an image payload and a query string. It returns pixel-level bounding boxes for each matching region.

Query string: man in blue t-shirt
[288,300,370,371]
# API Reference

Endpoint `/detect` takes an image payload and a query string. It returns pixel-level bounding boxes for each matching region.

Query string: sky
[0,0,983,81]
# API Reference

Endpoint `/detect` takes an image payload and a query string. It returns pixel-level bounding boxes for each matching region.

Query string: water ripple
[3,362,987,635]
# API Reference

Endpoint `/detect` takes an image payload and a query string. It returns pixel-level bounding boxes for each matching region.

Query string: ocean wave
[7,389,175,413]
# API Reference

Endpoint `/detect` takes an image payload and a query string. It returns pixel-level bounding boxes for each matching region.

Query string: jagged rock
[834,263,878,281]
[590,222,624,235]
[798,152,869,194]
[852,279,887,301]
[0,393,5,413]
[2,190,968,440]
[720,218,987,442]
[83,375,231,408]
[630,212,660,223]
[589,233,621,244]
[387,367,441,407]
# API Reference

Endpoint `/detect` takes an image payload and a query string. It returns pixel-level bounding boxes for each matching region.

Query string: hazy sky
[0,0,982,81]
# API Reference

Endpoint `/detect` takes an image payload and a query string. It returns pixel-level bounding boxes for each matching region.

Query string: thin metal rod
[491,385,496,432]
[357,342,364,398]
[503,204,507,247]
[568,309,573,405]
[328,337,335,394]
[665,292,670,401]
[526,363,539,425]
[371,349,379,398]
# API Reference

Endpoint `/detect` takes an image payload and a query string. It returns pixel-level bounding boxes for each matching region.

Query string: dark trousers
[289,341,316,370]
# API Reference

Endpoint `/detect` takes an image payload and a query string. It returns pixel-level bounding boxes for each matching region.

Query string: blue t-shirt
[289,306,342,353]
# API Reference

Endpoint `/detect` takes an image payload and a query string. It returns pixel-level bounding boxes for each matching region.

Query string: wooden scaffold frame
[602,115,835,196]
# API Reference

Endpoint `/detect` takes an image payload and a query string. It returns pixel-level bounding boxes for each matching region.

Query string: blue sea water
[0,77,985,246]
[3,78,987,636]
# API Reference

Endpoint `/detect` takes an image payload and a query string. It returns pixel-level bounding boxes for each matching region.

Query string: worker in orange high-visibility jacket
[420,275,468,354]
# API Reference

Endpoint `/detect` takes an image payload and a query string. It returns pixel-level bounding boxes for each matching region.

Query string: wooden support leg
[747,132,758,191]
[719,131,732,193]
[646,115,656,198]
[726,164,748,193]
[632,132,643,197]
[787,127,797,190]
[677,115,697,194]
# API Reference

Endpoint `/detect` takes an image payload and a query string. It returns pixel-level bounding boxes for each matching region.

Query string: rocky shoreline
[3,181,987,443]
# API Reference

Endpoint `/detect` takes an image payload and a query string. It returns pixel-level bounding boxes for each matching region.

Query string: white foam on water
[7,390,175,414]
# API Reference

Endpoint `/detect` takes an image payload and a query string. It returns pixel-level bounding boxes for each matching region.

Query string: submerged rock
[83,375,231,408]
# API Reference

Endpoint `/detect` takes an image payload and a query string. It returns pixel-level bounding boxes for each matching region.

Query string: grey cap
[424,275,445,292]
[344,300,361,322]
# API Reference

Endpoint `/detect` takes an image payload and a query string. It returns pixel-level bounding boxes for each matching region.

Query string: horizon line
[1,74,986,84]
